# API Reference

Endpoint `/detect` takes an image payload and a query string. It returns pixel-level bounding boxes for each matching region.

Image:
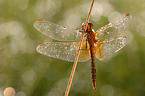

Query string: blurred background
[0,0,145,96]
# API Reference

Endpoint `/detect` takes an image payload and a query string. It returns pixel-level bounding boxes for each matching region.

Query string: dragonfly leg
[85,38,88,49]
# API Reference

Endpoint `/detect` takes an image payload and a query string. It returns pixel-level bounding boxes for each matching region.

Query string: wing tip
[40,43,45,45]
[125,13,132,17]
[34,20,46,25]
[125,13,130,16]
[33,20,44,28]
[38,20,44,22]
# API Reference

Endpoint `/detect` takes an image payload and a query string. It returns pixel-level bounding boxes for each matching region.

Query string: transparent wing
[34,20,82,41]
[96,13,132,41]
[95,36,127,61]
[36,42,90,62]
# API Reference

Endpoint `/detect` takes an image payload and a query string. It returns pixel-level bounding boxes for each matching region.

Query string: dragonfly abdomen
[87,31,97,90]
[89,44,97,90]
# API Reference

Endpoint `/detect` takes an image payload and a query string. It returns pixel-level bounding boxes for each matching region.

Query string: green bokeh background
[0,0,145,96]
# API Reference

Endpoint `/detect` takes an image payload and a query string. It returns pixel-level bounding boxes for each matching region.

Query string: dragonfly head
[82,22,93,32]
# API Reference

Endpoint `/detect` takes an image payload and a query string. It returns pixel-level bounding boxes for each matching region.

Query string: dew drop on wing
[70,48,73,51]
[115,26,118,29]
[56,54,59,58]
[107,31,109,34]
[108,23,112,26]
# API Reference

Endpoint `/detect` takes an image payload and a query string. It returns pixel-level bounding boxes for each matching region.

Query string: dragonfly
[34,13,132,90]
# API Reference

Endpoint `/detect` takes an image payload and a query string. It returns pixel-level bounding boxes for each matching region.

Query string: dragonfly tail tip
[93,87,97,90]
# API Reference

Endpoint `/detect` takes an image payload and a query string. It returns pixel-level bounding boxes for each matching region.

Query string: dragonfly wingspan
[95,36,127,61]
[36,42,90,62]
[96,13,132,41]
[34,20,82,41]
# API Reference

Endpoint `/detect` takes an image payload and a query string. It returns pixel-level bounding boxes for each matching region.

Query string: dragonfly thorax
[82,22,93,32]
